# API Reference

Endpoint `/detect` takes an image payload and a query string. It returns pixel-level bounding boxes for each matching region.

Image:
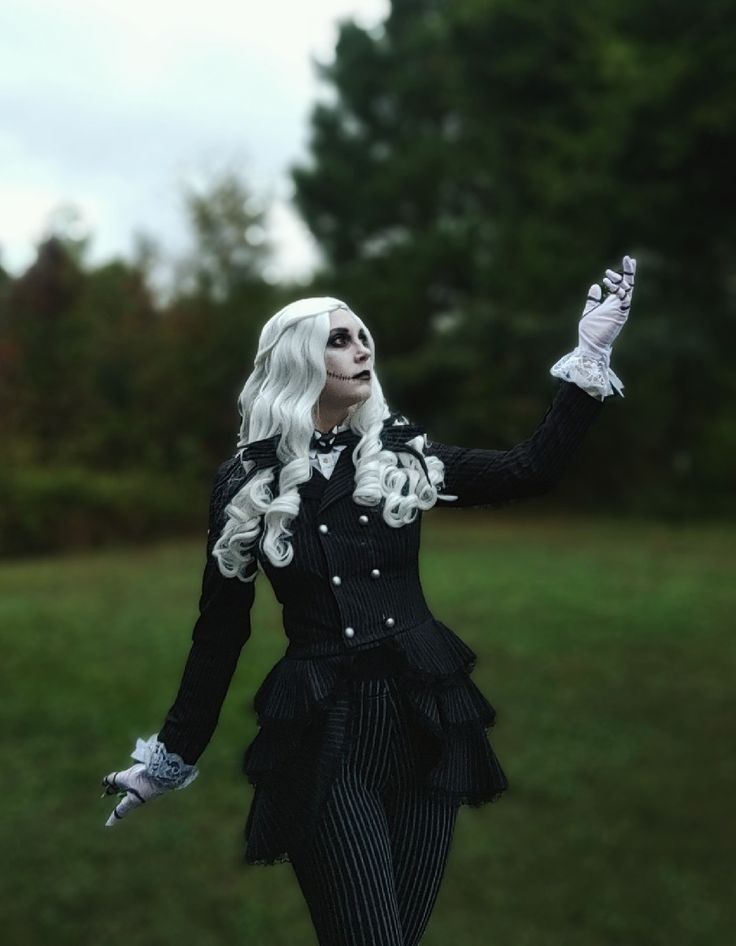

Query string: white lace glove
[101,734,198,827]
[551,255,637,401]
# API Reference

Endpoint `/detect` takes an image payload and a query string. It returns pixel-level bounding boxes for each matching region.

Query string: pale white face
[319,308,373,418]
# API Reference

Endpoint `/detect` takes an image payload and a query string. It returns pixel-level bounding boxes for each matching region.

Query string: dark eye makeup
[328,329,369,347]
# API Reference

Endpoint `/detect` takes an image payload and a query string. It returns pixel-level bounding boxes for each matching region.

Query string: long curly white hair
[212,297,448,581]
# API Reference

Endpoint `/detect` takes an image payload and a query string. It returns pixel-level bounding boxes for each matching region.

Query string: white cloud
[0,0,388,279]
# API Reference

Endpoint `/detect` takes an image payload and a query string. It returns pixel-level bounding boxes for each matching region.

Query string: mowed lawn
[1,512,733,946]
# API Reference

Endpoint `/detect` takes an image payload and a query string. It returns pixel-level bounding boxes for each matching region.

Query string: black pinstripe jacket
[158,380,605,764]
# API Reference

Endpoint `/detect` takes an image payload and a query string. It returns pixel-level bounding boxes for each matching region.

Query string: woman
[101,256,636,946]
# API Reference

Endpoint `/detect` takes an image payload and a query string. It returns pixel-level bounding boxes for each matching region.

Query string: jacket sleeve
[426,380,606,509]
[156,457,257,764]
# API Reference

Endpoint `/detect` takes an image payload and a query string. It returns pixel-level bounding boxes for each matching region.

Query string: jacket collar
[238,413,427,514]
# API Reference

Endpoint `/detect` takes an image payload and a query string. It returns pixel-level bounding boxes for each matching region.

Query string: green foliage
[292,0,736,502]
[2,1,735,556]
[0,464,203,556]
[0,168,287,555]
[177,170,273,303]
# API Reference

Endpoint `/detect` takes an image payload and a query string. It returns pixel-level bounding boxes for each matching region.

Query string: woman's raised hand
[578,255,637,365]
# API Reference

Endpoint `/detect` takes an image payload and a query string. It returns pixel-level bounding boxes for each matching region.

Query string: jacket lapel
[282,414,422,512]
[313,416,426,513]
[317,446,356,513]
[299,466,329,502]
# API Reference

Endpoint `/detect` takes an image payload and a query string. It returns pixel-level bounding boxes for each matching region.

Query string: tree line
[2,0,734,555]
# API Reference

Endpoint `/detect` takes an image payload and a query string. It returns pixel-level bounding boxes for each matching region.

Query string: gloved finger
[602,276,629,298]
[622,255,636,286]
[604,271,631,293]
[105,790,145,827]
[602,277,619,296]
[582,283,601,316]
[101,770,126,797]
[101,764,139,793]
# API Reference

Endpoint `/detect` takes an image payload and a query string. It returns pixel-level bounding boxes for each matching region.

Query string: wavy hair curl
[212,297,448,581]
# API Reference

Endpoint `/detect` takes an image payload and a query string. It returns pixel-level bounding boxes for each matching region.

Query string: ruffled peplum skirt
[241,619,509,866]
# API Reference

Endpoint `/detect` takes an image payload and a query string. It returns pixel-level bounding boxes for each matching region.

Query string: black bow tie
[311,430,337,453]
[310,428,358,454]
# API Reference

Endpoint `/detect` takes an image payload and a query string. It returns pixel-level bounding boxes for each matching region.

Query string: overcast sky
[0,0,389,284]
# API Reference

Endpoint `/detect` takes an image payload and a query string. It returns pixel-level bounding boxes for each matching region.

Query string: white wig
[212,297,447,581]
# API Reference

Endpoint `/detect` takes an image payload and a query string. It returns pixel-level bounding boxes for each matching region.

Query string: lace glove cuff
[550,346,625,402]
[131,733,199,791]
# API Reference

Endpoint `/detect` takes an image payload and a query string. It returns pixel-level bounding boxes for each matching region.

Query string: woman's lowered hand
[101,734,199,827]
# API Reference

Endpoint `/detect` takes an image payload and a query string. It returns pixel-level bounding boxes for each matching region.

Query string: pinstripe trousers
[288,661,460,946]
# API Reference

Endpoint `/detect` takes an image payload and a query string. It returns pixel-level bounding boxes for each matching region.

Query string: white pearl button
[384,617,395,628]
[344,626,355,638]
[319,524,329,534]
[358,515,369,525]
[371,569,380,578]
[332,575,342,586]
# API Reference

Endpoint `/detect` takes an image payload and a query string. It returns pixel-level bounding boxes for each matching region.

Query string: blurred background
[1,0,734,944]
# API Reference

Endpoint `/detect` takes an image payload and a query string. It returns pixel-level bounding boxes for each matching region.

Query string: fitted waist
[284,611,436,658]
[280,575,433,653]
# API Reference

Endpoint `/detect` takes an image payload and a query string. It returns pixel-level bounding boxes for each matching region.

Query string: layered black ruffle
[241,619,509,866]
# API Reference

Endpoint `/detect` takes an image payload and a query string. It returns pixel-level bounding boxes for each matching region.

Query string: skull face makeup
[315,308,374,431]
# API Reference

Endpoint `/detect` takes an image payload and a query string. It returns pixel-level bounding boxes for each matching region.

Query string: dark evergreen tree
[292,0,736,511]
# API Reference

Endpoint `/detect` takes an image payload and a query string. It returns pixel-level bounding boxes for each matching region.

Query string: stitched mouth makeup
[326,370,372,382]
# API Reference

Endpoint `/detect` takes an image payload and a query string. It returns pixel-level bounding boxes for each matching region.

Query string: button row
[317,516,387,642]
[331,570,380,584]
[344,617,395,639]
[318,514,370,535]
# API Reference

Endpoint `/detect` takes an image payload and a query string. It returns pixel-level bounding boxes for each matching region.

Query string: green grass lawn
[1,512,734,946]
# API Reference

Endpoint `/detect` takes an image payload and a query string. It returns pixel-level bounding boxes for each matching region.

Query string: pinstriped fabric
[288,673,459,946]
[242,629,501,866]
[155,379,608,867]
[429,375,605,508]
[157,461,257,763]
